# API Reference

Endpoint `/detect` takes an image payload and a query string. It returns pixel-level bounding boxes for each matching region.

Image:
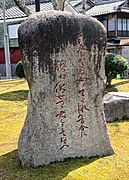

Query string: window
[117,18,129,37]
[8,24,20,39]
[103,20,107,29]
[127,19,129,31]
[108,18,115,37]
[108,18,115,31]
[118,18,122,30]
[123,19,126,31]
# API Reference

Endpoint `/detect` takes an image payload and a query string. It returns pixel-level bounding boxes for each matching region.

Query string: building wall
[121,46,129,64]
[0,49,5,64]
[0,23,4,48]
[0,47,21,64]
[0,19,24,77]
[0,47,21,77]
[0,19,23,49]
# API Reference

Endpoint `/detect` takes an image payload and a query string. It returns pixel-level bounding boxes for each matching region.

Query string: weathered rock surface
[18,10,114,167]
[103,92,129,122]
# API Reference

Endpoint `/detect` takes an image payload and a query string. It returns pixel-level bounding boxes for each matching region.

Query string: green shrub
[15,61,25,79]
[105,53,128,87]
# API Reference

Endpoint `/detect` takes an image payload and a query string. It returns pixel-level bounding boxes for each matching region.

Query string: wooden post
[35,0,40,12]
[82,0,85,14]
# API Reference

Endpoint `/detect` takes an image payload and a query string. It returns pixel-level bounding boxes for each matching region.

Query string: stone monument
[18,10,114,167]
[103,92,129,122]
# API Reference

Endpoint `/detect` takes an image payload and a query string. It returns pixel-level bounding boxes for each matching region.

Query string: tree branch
[13,0,65,17]
[51,0,60,10]
[13,0,32,16]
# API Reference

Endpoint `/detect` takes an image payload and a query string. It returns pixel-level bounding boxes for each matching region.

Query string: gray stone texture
[103,92,129,122]
[18,10,114,167]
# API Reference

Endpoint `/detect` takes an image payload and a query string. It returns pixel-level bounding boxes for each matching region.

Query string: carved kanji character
[59,121,66,136]
[79,89,85,96]
[76,114,84,123]
[56,60,66,71]
[56,111,66,119]
[79,124,88,137]
[76,75,86,85]
[56,95,64,107]
[59,128,66,136]
[60,144,69,150]
[78,102,90,114]
[54,82,65,93]
[59,73,67,80]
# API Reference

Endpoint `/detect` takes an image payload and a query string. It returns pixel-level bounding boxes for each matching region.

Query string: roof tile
[0,2,56,20]
[86,1,125,16]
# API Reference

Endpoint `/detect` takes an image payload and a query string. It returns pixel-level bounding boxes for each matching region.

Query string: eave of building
[0,17,27,23]
[96,0,124,5]
[70,0,95,7]
[86,0,126,16]
[107,38,129,47]
[69,0,83,7]
[90,10,129,21]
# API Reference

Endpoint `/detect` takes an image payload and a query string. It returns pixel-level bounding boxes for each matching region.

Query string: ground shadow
[0,90,28,101]
[103,85,118,96]
[0,150,100,180]
[103,79,129,96]
[107,116,129,124]
[108,119,129,125]
[0,79,26,85]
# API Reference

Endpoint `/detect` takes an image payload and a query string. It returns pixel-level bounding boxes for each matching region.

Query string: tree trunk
[13,0,61,15]
[57,0,65,11]
[14,0,61,16]
[13,0,32,16]
[52,0,60,10]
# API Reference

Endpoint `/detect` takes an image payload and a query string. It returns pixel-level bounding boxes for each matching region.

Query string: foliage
[0,0,14,9]
[15,60,25,79]
[0,79,129,179]
[105,53,128,87]
[5,0,14,9]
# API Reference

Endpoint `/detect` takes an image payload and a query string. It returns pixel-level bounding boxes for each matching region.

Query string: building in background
[1,0,129,77]
[69,0,95,12]
[71,0,129,64]
[86,0,129,62]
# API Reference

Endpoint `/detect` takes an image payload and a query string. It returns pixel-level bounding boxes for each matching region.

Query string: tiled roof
[86,0,125,16]
[0,2,53,20]
[24,0,47,5]
[70,0,95,7]
[96,0,124,5]
[0,1,77,20]
[69,0,82,7]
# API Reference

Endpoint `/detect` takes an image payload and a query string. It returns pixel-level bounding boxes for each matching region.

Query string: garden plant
[105,53,128,87]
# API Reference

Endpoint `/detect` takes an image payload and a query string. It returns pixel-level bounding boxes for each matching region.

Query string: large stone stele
[18,10,114,167]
